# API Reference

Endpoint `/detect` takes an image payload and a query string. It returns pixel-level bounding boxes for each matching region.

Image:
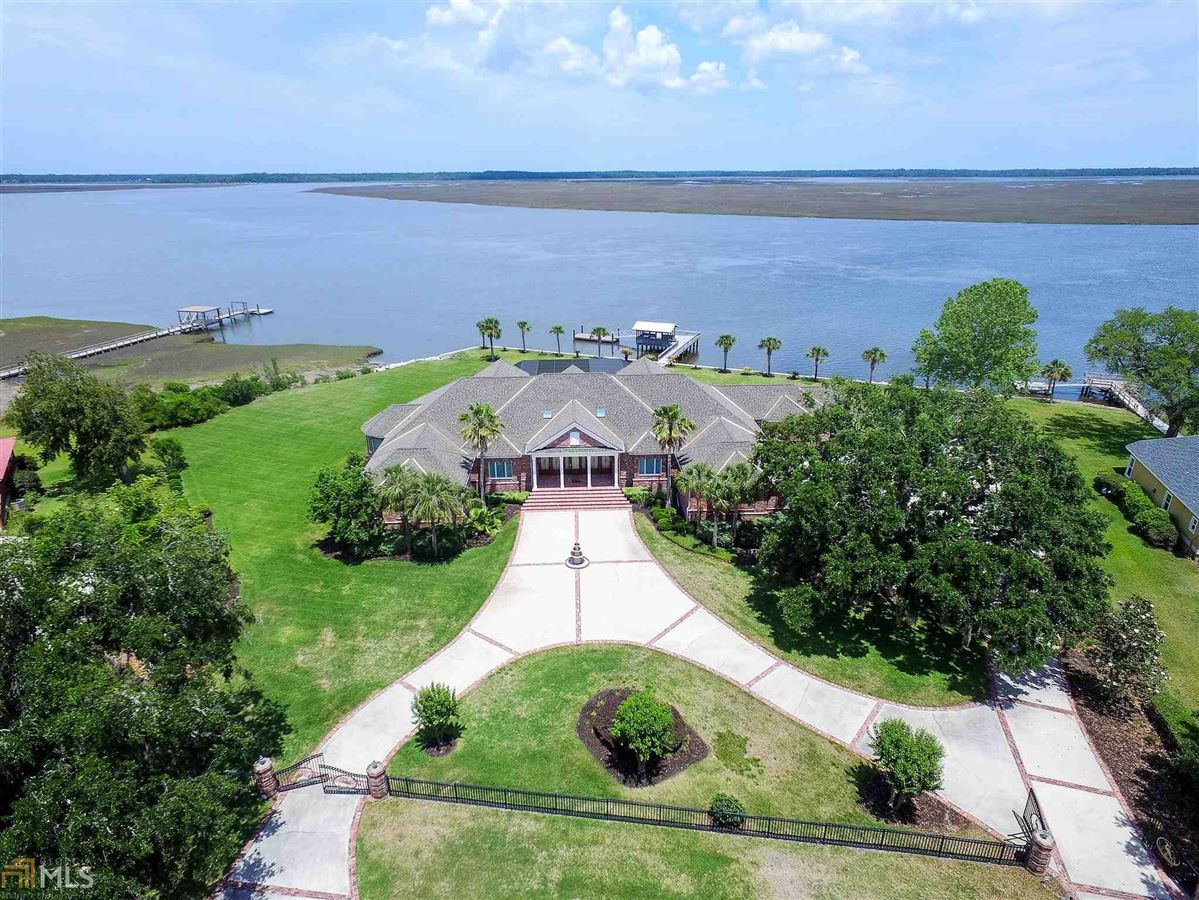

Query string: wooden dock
[572,328,622,344]
[655,329,701,366]
[0,303,273,380]
[1080,371,1168,434]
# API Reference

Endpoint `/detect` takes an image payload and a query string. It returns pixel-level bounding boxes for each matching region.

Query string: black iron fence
[385,774,1027,867]
[275,753,324,792]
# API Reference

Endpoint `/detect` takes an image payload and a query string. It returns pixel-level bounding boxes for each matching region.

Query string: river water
[2,183,1195,381]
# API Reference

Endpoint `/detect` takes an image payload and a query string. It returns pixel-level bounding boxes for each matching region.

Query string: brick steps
[523,487,630,511]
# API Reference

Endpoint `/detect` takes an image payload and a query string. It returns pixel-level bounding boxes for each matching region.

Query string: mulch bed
[421,738,458,758]
[576,688,709,787]
[1062,651,1199,892]
[855,769,975,833]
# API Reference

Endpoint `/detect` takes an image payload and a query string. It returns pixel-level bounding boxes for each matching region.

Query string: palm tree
[676,462,716,540]
[475,318,491,350]
[715,334,736,373]
[806,346,829,379]
[1041,359,1072,402]
[707,472,740,550]
[862,347,887,384]
[476,317,501,359]
[516,320,531,353]
[651,404,696,505]
[408,472,466,561]
[549,324,565,355]
[376,464,417,557]
[591,326,610,356]
[621,346,631,361]
[757,336,782,376]
[459,402,505,499]
[721,460,761,543]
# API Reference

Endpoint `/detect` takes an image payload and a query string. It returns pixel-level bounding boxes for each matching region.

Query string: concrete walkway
[220,509,1176,900]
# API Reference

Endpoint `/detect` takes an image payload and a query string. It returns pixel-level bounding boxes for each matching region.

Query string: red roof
[0,438,15,479]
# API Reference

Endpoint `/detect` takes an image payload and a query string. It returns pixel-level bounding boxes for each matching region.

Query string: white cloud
[792,0,900,26]
[544,35,599,75]
[744,21,830,63]
[602,6,685,89]
[426,0,492,28]
[722,12,768,37]
[744,67,767,90]
[835,45,869,74]
[689,60,730,94]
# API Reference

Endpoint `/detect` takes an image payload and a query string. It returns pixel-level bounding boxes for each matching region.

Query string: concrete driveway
[221,509,1175,900]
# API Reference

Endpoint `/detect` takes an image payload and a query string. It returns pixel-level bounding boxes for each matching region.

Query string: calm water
[2,183,1195,381]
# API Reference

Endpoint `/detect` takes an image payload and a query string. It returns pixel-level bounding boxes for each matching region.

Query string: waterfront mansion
[362,357,819,514]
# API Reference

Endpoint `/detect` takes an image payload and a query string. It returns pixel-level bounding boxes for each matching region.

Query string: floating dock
[572,327,622,344]
[0,302,273,379]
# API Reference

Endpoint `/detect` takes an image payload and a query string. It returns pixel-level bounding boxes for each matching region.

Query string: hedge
[1094,471,1178,550]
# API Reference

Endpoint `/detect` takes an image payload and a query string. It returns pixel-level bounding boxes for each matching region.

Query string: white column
[559,458,564,489]
[532,456,538,490]
[587,455,592,489]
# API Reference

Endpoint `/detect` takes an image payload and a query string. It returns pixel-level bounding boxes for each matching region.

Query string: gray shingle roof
[711,383,819,421]
[362,368,819,482]
[1127,436,1199,513]
[476,359,531,378]
[362,404,421,438]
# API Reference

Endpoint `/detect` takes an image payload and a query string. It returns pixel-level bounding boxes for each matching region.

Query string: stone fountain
[565,541,589,569]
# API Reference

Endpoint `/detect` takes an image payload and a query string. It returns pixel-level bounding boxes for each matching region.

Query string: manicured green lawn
[684,365,819,386]
[635,515,988,706]
[1011,399,1199,725]
[171,349,554,760]
[357,645,1055,900]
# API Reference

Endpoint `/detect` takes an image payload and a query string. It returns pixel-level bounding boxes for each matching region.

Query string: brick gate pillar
[253,757,278,799]
[366,760,388,800]
[1025,828,1054,875]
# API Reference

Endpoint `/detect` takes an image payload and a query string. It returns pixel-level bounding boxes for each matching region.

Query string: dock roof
[633,321,676,333]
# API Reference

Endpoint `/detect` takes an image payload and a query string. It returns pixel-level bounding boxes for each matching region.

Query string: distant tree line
[4,167,1196,184]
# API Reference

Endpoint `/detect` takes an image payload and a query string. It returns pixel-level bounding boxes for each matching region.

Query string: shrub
[739,366,753,376]
[1093,470,1127,500]
[465,505,504,538]
[708,792,747,829]
[788,370,800,380]
[1088,595,1168,706]
[651,506,685,533]
[335,369,356,381]
[610,688,676,766]
[216,373,271,407]
[412,524,467,561]
[733,517,763,549]
[486,491,529,506]
[1151,690,1199,790]
[776,584,816,635]
[359,365,373,375]
[869,718,944,809]
[1133,507,1177,549]
[313,373,333,384]
[623,486,652,506]
[260,359,303,392]
[694,519,733,550]
[308,453,386,557]
[411,682,462,745]
[12,468,43,499]
[150,436,188,474]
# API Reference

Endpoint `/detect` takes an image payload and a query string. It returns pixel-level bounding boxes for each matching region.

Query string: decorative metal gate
[319,760,369,795]
[275,753,325,792]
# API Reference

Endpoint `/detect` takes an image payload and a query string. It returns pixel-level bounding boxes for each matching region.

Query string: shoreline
[314,178,1199,225]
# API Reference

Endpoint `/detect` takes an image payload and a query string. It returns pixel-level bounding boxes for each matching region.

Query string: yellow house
[1125,436,1199,558]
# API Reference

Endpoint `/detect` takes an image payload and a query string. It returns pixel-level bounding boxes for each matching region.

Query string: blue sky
[2,0,1196,172]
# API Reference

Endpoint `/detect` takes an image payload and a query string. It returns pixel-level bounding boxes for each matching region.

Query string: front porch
[532,452,617,490]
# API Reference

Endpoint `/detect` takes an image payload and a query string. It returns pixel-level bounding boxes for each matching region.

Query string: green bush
[411,682,462,746]
[1151,690,1199,790]
[610,688,676,766]
[1093,470,1127,500]
[12,468,44,499]
[733,516,764,549]
[335,369,357,381]
[623,486,652,506]
[708,792,747,829]
[869,718,944,810]
[486,491,529,506]
[1133,507,1177,549]
[150,436,188,475]
[215,373,272,407]
[694,519,734,550]
[651,506,685,533]
[359,365,373,375]
[776,584,816,635]
[1087,595,1168,705]
[412,524,467,561]
[465,505,504,538]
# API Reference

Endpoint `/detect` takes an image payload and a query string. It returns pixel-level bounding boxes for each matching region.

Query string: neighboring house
[1125,435,1199,557]
[0,438,15,529]
[362,358,821,517]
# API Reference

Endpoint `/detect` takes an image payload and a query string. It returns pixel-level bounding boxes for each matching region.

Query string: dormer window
[595,407,606,418]
[543,409,553,418]
[569,430,581,446]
